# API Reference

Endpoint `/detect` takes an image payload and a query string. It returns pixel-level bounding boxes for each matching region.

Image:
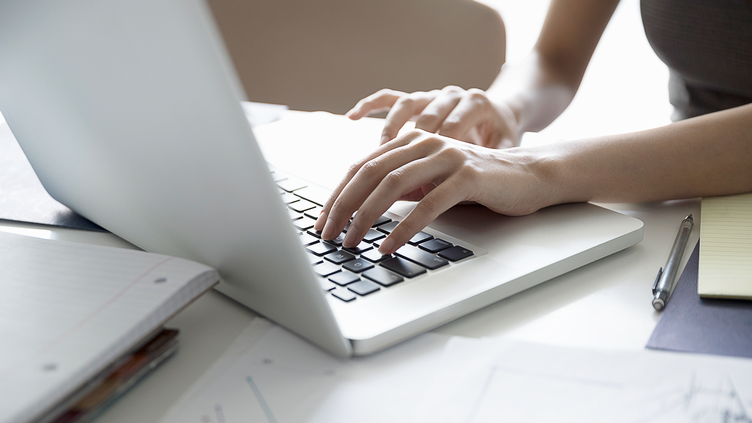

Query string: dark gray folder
[646,241,752,358]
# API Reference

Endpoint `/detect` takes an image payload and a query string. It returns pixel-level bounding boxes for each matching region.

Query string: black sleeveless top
[641,0,752,120]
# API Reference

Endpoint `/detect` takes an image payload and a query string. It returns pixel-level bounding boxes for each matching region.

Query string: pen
[652,214,694,311]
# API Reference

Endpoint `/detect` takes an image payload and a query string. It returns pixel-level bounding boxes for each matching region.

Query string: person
[314,0,752,255]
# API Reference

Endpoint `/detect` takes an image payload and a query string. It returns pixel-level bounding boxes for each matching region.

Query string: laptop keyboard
[272,169,475,303]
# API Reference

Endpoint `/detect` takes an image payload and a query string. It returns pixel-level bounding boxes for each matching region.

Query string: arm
[543,103,752,205]
[347,0,621,147]
[317,103,752,254]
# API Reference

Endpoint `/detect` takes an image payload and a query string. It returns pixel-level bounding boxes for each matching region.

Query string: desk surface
[0,1,694,421]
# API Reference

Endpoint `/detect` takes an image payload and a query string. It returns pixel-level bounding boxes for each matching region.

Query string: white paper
[160,318,451,423]
[415,337,752,423]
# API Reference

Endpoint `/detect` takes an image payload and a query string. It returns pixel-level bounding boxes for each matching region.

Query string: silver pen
[652,214,694,311]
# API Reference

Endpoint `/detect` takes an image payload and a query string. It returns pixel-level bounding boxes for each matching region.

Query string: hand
[313,130,553,255]
[346,86,522,149]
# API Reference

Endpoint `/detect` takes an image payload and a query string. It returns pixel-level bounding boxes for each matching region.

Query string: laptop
[0,0,643,357]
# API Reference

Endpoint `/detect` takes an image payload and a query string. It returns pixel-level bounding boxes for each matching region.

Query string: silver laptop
[0,0,643,357]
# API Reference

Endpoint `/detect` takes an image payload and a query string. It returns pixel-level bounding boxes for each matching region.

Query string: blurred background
[208,0,672,143]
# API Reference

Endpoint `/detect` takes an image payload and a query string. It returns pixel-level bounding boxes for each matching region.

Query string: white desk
[0,1,698,421]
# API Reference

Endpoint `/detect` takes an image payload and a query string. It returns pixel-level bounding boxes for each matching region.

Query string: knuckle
[358,159,381,179]
[346,161,364,178]
[442,85,463,94]
[467,89,489,102]
[383,169,406,189]
[396,96,416,109]
[414,134,444,150]
[375,88,395,97]
[416,112,441,127]
[406,128,427,139]
[440,118,462,134]
[437,146,465,164]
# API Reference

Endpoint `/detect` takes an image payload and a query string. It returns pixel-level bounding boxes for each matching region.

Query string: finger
[380,91,437,144]
[480,104,521,149]
[437,90,493,142]
[345,89,406,120]
[343,154,450,248]
[414,88,465,134]
[319,132,429,240]
[378,174,468,254]
[314,132,417,234]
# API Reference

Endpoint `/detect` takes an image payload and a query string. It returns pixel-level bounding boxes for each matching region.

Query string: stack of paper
[161,318,752,423]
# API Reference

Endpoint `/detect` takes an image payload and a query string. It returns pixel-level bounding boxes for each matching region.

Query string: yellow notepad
[698,193,752,299]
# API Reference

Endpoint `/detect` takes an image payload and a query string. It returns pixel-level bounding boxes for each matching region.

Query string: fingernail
[314,211,327,231]
[378,237,395,255]
[321,218,337,240]
[343,228,358,248]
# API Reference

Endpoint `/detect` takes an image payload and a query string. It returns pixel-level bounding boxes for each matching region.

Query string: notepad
[0,231,219,423]
[698,193,752,299]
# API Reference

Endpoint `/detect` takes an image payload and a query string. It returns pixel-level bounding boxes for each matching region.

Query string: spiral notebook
[0,231,219,423]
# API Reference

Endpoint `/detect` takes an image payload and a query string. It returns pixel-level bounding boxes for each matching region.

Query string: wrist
[524,143,593,208]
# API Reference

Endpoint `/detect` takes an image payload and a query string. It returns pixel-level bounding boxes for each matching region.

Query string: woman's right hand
[314,130,556,255]
[345,86,522,150]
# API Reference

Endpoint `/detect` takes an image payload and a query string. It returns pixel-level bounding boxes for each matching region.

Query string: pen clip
[652,267,663,295]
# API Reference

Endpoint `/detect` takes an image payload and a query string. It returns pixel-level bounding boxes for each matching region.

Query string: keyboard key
[329,271,361,286]
[289,199,317,213]
[288,209,303,221]
[331,288,356,302]
[307,241,337,256]
[361,249,391,263]
[363,229,386,243]
[408,231,433,245]
[395,245,449,270]
[323,233,346,247]
[313,261,341,277]
[277,178,307,192]
[324,250,356,265]
[299,232,319,246]
[343,241,373,255]
[295,186,331,206]
[308,254,323,265]
[342,258,374,273]
[304,206,323,219]
[372,215,392,227]
[380,257,427,278]
[348,280,380,296]
[438,246,474,262]
[319,279,337,291]
[376,220,399,234]
[362,268,404,287]
[343,221,352,232]
[419,238,453,253]
[293,217,316,231]
[307,229,322,238]
[280,192,300,204]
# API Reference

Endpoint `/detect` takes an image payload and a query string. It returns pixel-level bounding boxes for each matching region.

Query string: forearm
[487,0,620,136]
[532,103,752,205]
